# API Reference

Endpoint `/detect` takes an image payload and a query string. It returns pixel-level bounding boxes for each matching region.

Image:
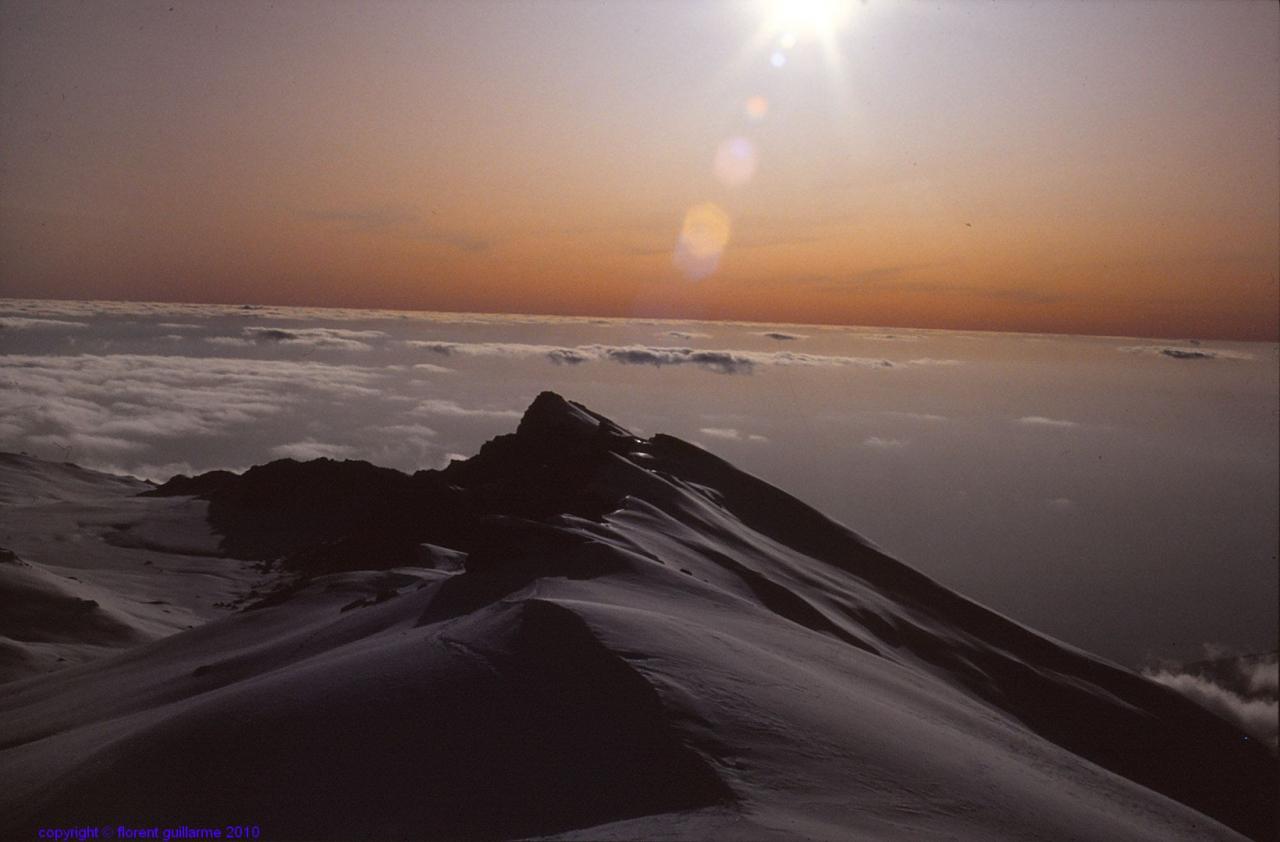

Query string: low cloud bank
[0,353,384,465]
[205,326,387,351]
[0,316,88,330]
[1119,345,1255,361]
[1144,650,1278,750]
[407,340,899,375]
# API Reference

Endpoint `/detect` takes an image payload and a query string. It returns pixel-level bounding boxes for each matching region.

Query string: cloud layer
[1119,345,1255,361]
[407,340,901,375]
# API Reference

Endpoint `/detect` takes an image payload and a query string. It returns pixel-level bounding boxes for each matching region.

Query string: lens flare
[745,95,769,121]
[751,0,856,83]
[674,202,731,281]
[713,136,758,188]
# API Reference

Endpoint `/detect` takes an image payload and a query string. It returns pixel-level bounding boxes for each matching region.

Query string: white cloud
[850,332,922,342]
[1144,669,1278,749]
[370,423,438,438]
[0,316,88,330]
[1017,416,1078,428]
[26,432,148,454]
[1119,345,1255,361]
[270,440,358,460]
[408,340,894,375]
[0,353,384,467]
[0,298,643,327]
[411,399,522,419]
[881,410,947,423]
[863,436,908,449]
[114,460,198,482]
[698,427,768,442]
[1244,657,1279,696]
[235,326,386,351]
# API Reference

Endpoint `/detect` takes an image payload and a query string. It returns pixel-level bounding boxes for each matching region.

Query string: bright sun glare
[760,0,854,42]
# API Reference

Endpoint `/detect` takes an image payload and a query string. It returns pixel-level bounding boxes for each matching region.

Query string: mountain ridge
[1,392,1275,840]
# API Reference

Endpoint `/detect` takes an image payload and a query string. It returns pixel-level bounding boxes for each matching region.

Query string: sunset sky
[2,0,1277,339]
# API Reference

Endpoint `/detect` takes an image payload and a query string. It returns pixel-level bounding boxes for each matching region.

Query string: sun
[759,0,854,43]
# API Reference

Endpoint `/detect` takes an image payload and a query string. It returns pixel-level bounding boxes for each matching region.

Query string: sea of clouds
[2,298,1277,682]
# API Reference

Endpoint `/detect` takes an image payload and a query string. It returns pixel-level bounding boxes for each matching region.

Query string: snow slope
[0,394,1274,840]
[0,454,265,682]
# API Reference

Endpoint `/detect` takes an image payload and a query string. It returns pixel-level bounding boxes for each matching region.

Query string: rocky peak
[515,391,634,445]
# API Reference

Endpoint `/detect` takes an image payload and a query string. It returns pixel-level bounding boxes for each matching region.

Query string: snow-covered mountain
[0,392,1274,840]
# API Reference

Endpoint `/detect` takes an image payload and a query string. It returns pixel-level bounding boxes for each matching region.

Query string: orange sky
[1,1,1277,339]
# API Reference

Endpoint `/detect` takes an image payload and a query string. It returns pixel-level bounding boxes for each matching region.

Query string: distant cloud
[863,436,908,449]
[698,427,768,442]
[239,326,385,351]
[406,340,561,358]
[0,353,386,468]
[97,411,224,439]
[881,410,947,423]
[0,299,773,331]
[201,327,384,351]
[26,432,147,454]
[1118,345,1255,361]
[850,333,922,342]
[547,348,593,366]
[407,340,894,375]
[369,423,438,438]
[410,363,453,374]
[0,316,88,330]
[1144,652,1279,750]
[115,460,199,482]
[597,346,757,375]
[1244,656,1279,696]
[906,358,964,366]
[270,440,358,460]
[1017,416,1078,428]
[411,399,522,420]
[663,330,712,340]
[1046,497,1075,511]
[755,331,806,341]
